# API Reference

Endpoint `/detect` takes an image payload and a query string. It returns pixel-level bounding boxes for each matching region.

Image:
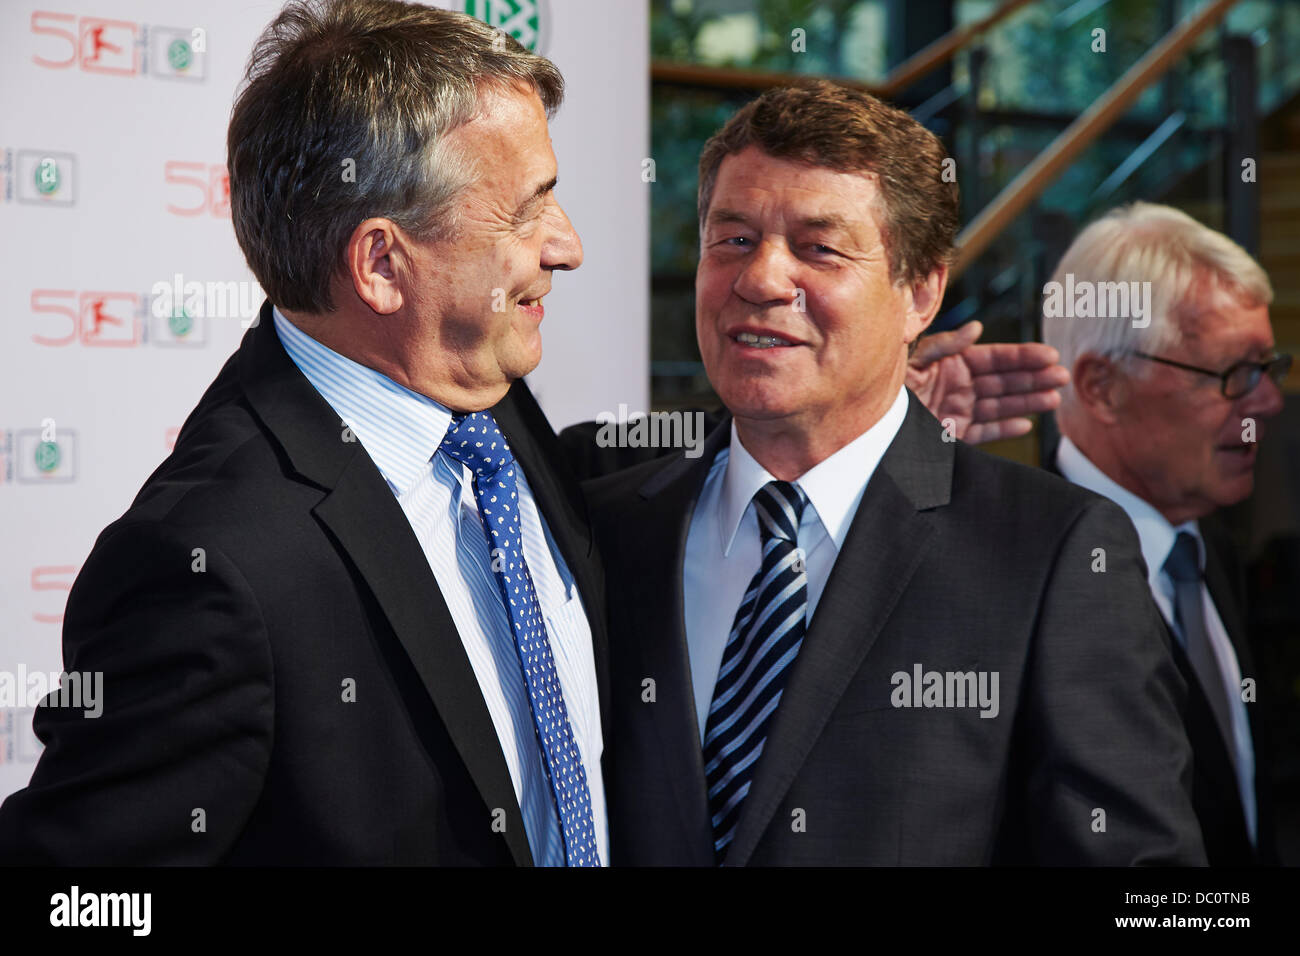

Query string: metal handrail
[1089,112,1187,203]
[649,0,1034,99]
[952,0,1242,278]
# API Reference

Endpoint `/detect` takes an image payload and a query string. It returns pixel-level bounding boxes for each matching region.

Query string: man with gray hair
[0,0,1079,866]
[1042,200,1291,865]
[0,0,604,866]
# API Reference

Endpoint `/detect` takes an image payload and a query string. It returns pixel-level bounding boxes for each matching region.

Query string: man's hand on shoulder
[908,320,1069,444]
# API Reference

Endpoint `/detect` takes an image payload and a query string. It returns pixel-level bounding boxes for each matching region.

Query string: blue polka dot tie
[440,411,600,866]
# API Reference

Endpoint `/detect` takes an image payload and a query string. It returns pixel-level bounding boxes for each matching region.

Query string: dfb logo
[15,150,77,206]
[15,428,78,483]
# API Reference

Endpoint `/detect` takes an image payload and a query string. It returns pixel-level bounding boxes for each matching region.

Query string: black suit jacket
[0,300,609,865]
[582,393,1206,865]
[1042,438,1276,865]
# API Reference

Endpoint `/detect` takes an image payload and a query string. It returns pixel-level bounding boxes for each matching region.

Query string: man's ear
[903,264,949,346]
[1072,353,1128,426]
[345,218,405,315]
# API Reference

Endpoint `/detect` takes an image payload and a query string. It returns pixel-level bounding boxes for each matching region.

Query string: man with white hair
[1042,201,1291,865]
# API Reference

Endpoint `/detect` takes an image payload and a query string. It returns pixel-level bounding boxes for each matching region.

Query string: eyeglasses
[1129,350,1293,399]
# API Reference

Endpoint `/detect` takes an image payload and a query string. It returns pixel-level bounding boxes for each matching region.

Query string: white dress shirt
[272,307,607,866]
[683,385,910,740]
[1056,435,1256,844]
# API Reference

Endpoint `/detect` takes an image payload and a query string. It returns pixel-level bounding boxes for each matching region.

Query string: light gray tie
[1163,532,1237,769]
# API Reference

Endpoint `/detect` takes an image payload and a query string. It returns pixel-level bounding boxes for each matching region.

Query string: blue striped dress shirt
[272,307,608,866]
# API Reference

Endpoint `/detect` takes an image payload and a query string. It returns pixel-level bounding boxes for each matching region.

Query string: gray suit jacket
[581,391,1206,865]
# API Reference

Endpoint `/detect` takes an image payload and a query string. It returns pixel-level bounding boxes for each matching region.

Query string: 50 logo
[30,290,209,349]
[30,565,79,624]
[165,161,229,218]
[31,10,208,81]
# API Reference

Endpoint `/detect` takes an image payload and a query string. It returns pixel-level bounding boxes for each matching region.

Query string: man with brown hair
[585,81,1206,865]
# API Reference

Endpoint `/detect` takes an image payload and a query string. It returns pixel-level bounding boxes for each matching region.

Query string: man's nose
[1238,367,1286,421]
[542,201,583,272]
[733,238,796,306]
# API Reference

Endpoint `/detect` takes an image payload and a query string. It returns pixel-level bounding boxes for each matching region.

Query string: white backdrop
[0,0,648,800]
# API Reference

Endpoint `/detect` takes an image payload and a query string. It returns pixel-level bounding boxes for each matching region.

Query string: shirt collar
[718,385,910,556]
[1055,434,1203,582]
[272,306,451,496]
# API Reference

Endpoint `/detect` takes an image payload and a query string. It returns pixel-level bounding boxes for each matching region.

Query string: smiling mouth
[732,331,795,349]
[516,297,545,319]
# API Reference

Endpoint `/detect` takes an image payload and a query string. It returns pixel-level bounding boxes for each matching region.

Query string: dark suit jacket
[582,392,1206,865]
[1042,438,1277,865]
[0,300,609,865]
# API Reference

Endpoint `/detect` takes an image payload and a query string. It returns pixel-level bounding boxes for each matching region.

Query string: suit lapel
[630,420,733,865]
[724,392,949,866]
[237,302,534,866]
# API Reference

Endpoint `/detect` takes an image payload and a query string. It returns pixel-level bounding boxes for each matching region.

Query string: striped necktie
[703,479,809,863]
[440,411,600,866]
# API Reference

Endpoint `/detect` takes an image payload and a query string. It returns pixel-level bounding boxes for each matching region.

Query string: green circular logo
[34,159,60,196]
[34,441,61,474]
[464,0,543,53]
[167,38,193,71]
[168,308,194,338]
